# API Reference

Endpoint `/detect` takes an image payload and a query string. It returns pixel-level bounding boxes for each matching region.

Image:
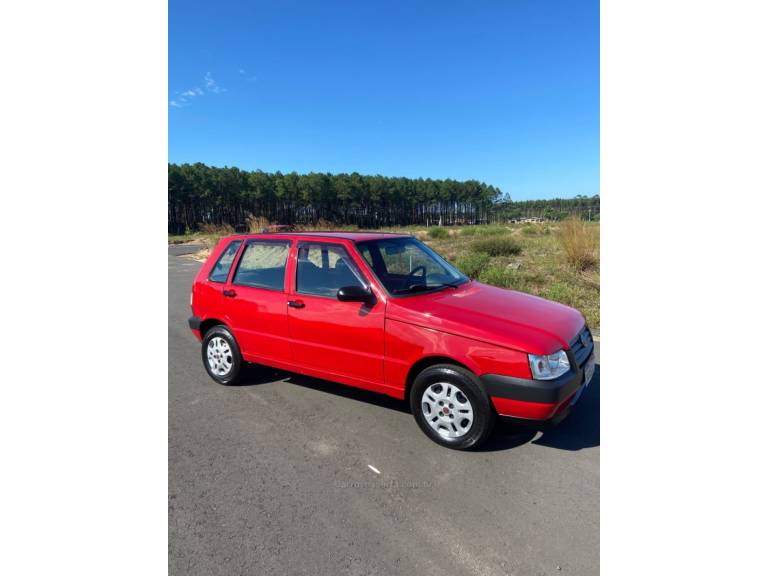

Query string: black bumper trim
[481,368,583,404]
[499,376,589,426]
[499,402,574,427]
[188,316,201,330]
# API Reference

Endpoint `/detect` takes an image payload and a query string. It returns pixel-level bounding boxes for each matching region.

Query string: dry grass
[558,217,598,270]
[460,225,509,237]
[246,214,271,233]
[198,223,234,236]
[188,247,211,262]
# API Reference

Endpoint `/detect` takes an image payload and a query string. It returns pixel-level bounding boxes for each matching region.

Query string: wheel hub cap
[206,337,233,377]
[421,382,474,439]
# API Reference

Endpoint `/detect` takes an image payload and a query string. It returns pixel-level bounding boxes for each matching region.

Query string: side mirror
[337,285,375,304]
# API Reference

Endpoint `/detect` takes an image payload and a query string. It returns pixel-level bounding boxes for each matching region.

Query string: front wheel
[410,364,495,450]
[201,325,243,385]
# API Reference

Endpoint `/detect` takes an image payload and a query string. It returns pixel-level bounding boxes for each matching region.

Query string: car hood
[385,281,585,355]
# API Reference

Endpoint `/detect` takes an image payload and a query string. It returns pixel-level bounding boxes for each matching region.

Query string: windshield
[356,237,468,295]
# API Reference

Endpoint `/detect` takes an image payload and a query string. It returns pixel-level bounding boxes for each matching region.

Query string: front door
[287,241,385,388]
[224,239,293,364]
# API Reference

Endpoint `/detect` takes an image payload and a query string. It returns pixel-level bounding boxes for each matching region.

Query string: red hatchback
[189,232,595,449]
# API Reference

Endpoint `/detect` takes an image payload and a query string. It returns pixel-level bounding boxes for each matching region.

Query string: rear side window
[233,241,290,291]
[208,240,242,283]
[296,243,365,298]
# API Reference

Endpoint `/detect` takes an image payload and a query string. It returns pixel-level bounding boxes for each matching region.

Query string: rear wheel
[410,364,495,450]
[201,325,243,385]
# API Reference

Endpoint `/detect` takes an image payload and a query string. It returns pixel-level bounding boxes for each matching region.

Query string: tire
[201,325,243,385]
[410,364,495,450]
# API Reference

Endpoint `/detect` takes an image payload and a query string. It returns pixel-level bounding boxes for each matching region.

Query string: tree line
[168,163,599,233]
[493,194,600,222]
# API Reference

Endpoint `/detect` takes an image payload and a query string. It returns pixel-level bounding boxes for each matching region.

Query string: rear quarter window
[208,240,242,283]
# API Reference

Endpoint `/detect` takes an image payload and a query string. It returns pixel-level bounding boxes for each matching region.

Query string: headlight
[528,350,570,380]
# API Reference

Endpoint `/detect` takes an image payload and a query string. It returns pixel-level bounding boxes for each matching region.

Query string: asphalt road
[169,246,599,576]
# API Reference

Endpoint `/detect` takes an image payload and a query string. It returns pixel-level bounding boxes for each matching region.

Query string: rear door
[196,239,243,325]
[287,241,385,387]
[223,239,293,364]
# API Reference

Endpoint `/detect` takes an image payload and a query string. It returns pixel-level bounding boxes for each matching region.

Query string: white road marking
[367,465,380,475]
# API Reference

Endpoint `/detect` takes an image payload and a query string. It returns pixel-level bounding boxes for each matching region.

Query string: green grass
[455,251,491,278]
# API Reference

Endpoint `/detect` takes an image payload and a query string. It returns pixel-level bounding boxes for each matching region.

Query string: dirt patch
[179,248,210,262]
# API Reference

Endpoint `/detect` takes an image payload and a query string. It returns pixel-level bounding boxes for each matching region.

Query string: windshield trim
[354,237,470,299]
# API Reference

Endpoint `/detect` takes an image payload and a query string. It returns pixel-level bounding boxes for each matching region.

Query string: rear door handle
[287,299,305,309]
[223,289,237,298]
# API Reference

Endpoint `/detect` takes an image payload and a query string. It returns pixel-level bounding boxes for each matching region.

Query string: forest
[168,163,599,233]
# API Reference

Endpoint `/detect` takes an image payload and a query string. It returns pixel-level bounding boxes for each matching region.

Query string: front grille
[569,325,594,368]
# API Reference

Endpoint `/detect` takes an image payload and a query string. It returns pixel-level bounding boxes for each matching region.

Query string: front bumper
[481,326,594,424]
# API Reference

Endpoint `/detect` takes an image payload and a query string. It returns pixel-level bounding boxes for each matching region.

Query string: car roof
[226,231,412,242]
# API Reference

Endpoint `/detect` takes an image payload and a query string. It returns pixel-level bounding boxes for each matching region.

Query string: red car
[188,232,595,449]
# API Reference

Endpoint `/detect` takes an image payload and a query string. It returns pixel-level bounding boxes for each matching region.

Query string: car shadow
[235,363,600,452]
[481,365,601,452]
[236,364,411,414]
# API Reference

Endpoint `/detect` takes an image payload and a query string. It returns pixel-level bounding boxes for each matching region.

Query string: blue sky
[169,0,599,200]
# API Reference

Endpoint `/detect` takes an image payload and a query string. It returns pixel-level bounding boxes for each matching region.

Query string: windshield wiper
[393,281,462,295]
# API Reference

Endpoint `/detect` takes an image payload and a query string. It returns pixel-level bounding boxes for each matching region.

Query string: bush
[455,251,491,278]
[428,226,449,239]
[472,237,522,256]
[558,217,597,270]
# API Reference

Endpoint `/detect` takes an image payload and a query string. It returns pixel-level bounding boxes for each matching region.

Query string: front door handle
[223,289,237,298]
[287,299,305,309]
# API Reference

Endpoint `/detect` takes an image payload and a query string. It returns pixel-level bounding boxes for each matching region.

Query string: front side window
[296,243,366,298]
[232,241,290,291]
[209,240,242,283]
[355,237,467,295]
